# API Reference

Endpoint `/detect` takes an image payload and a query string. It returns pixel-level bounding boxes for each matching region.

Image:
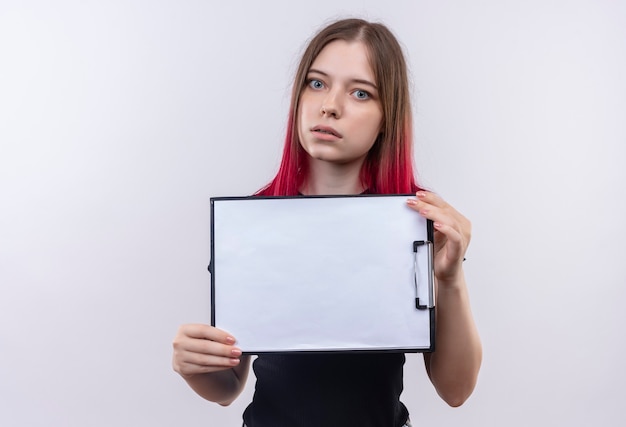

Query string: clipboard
[210,194,435,354]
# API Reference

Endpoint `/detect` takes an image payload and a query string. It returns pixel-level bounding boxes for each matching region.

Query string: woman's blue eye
[309,79,324,89]
[353,90,370,100]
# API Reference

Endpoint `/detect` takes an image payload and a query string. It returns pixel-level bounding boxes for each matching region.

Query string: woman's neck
[300,158,366,196]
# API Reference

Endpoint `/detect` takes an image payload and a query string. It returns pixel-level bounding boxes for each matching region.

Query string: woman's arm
[407,191,482,407]
[423,274,482,406]
[172,324,252,406]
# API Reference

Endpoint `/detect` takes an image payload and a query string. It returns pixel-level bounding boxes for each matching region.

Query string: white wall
[1,0,625,426]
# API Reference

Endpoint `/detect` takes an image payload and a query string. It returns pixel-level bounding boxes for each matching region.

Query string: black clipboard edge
[427,219,436,353]
[210,198,216,326]
[211,193,417,202]
[209,194,436,353]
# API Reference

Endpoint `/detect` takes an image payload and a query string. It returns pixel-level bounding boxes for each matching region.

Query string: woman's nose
[320,91,341,118]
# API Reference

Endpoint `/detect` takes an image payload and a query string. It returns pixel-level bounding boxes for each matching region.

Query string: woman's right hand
[172,324,243,379]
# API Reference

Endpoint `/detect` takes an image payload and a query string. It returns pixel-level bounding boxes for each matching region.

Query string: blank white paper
[211,195,434,353]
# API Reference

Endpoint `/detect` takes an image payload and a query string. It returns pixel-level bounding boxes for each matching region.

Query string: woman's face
[298,40,383,167]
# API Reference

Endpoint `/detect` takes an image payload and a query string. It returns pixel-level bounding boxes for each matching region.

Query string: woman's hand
[407,191,471,284]
[172,324,243,379]
[408,191,481,406]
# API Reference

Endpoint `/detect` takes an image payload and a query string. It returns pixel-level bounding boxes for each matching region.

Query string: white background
[1,1,624,426]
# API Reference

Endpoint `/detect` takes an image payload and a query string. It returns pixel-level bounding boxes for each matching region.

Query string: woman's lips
[311,125,342,139]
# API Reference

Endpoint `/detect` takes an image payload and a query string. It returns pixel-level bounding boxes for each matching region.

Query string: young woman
[172,18,482,427]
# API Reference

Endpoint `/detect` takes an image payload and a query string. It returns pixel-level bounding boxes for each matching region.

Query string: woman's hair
[257,18,420,196]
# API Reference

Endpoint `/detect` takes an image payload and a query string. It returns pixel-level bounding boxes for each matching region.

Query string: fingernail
[416,191,426,198]
[230,358,240,365]
[225,336,235,344]
[406,199,417,205]
[231,348,242,357]
[434,222,442,228]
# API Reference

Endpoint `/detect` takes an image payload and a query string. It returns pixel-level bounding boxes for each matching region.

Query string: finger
[406,194,450,219]
[182,337,242,359]
[431,211,465,237]
[427,193,470,230]
[415,192,467,228]
[406,197,433,215]
[407,199,460,233]
[172,340,243,376]
[175,354,241,377]
[433,221,464,260]
[415,191,449,209]
[432,210,471,244]
[182,349,242,369]
[408,196,470,239]
[173,333,242,367]
[179,324,236,345]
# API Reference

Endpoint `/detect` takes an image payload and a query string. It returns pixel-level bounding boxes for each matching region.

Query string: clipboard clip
[413,240,435,310]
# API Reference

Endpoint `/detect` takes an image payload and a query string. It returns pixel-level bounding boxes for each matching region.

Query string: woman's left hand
[407,191,471,284]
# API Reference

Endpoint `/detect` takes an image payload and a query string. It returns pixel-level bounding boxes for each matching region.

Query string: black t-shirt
[242,352,409,427]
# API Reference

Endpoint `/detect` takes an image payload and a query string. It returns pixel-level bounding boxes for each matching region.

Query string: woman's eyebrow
[308,68,378,90]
